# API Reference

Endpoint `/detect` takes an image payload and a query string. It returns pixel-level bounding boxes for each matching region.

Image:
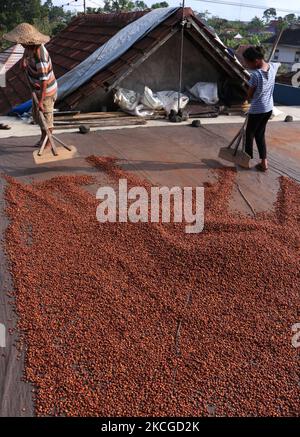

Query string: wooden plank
[54,111,128,121]
[54,118,147,129]
[54,116,143,126]
[54,110,80,117]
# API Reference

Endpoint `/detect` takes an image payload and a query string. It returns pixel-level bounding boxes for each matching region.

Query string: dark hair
[243,46,265,61]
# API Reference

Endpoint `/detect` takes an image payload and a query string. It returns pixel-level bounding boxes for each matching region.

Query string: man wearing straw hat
[3,23,57,149]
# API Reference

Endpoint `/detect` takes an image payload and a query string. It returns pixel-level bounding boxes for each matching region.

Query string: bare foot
[255,163,268,172]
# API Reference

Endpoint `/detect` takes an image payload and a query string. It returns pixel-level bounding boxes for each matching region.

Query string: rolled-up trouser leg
[42,93,57,131]
[32,93,57,132]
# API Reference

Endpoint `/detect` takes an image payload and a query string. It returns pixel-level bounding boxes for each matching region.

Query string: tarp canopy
[57,7,179,101]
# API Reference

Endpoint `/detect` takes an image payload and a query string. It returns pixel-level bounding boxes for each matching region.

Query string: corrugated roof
[0,9,249,114]
[0,44,24,70]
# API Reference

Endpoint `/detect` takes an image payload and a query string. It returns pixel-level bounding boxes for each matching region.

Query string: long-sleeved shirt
[24,45,57,97]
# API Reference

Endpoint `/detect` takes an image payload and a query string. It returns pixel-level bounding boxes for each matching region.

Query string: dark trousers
[245,111,272,160]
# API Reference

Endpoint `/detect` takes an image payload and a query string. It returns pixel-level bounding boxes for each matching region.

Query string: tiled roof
[264,27,300,46]
[0,11,146,114]
[0,9,249,114]
[61,8,249,109]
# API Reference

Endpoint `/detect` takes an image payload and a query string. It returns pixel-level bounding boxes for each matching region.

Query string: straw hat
[3,23,50,45]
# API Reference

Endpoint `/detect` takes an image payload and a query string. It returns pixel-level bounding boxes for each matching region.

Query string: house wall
[120,32,222,92]
[77,32,235,112]
[272,45,300,70]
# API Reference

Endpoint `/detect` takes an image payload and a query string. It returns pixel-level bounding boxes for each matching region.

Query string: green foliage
[197,10,211,21]
[134,1,149,11]
[263,8,277,24]
[101,1,168,11]
[102,0,135,12]
[247,16,264,31]
[0,0,74,44]
[151,2,169,9]
[0,0,169,47]
[90,0,168,13]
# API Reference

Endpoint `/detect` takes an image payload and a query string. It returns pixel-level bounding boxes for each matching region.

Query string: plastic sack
[188,82,219,105]
[114,88,140,112]
[125,104,154,117]
[156,91,189,115]
[271,106,283,118]
[141,86,163,110]
[57,7,179,101]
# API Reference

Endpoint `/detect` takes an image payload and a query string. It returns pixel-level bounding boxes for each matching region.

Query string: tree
[103,0,135,12]
[0,0,74,45]
[283,13,298,25]
[43,0,67,22]
[207,16,228,33]
[197,10,211,21]
[22,0,42,23]
[263,8,277,24]
[86,7,100,14]
[134,1,148,10]
[151,2,169,9]
[247,16,264,32]
[0,0,24,32]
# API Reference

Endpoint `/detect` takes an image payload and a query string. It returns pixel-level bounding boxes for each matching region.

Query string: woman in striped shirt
[243,46,280,172]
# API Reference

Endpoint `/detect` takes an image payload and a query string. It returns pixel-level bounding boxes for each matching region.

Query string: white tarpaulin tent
[57,7,179,101]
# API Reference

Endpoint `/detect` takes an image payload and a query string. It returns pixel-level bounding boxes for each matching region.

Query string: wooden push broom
[31,91,78,165]
[25,74,78,165]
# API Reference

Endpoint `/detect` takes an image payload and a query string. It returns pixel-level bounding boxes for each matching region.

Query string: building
[0,44,24,71]
[264,26,300,71]
[0,8,250,114]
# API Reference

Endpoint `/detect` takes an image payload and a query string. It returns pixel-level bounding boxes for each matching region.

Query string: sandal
[255,163,268,172]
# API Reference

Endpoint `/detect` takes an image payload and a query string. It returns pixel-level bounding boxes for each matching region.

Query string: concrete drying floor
[0,121,299,416]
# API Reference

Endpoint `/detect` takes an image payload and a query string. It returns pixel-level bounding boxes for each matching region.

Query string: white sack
[125,104,154,117]
[141,86,164,110]
[271,106,284,118]
[188,82,219,105]
[114,88,140,112]
[156,91,189,115]
[57,7,179,101]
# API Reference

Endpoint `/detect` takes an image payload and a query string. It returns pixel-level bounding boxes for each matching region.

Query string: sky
[50,0,300,21]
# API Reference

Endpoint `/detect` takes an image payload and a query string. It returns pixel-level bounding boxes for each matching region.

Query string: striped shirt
[25,45,57,97]
[248,62,280,114]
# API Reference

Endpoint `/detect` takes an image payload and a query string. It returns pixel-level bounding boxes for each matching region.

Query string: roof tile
[0,8,249,114]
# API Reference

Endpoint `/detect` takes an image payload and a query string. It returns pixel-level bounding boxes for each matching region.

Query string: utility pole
[84,0,86,14]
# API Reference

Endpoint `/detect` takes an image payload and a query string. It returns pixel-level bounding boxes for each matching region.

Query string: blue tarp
[57,7,179,101]
[10,99,32,115]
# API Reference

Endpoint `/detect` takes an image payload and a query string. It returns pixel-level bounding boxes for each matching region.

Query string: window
[274,49,279,61]
[295,51,300,62]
